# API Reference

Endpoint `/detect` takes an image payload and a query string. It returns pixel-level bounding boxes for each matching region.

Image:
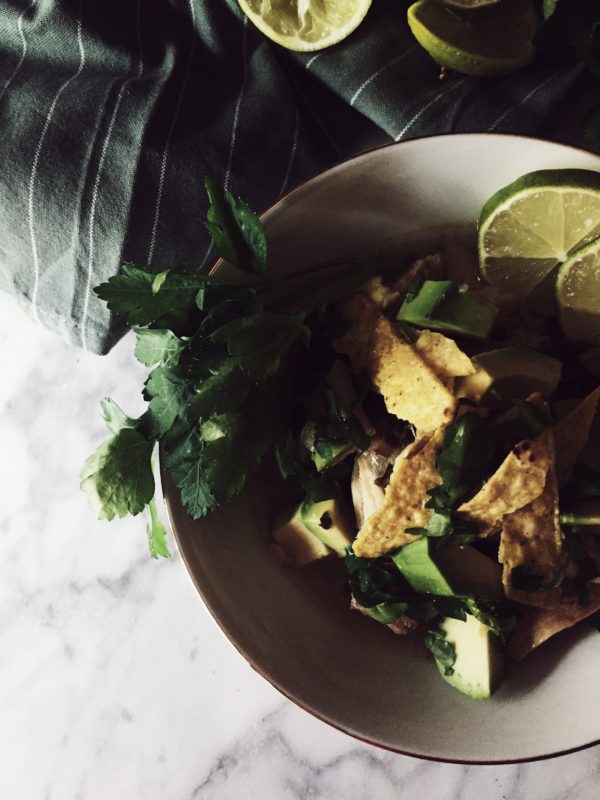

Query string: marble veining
[1,292,599,799]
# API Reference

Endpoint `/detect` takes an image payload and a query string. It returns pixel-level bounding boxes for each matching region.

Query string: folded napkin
[0,0,593,353]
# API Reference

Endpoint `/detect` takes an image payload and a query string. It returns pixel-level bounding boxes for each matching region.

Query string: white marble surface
[2,292,600,800]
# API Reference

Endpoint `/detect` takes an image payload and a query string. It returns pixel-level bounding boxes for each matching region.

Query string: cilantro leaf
[80,429,155,520]
[345,549,406,607]
[543,0,559,20]
[144,366,193,437]
[147,497,170,559]
[364,602,411,624]
[406,511,478,546]
[94,265,157,325]
[205,178,267,276]
[187,360,251,420]
[464,598,517,639]
[163,425,216,518]
[424,630,456,676]
[164,410,269,519]
[309,387,370,466]
[345,548,517,636]
[433,413,493,507]
[211,312,310,382]
[198,411,267,500]
[164,376,280,520]
[95,266,210,328]
[100,397,138,435]
[134,328,184,367]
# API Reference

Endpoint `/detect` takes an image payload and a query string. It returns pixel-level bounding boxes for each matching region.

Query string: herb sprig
[81,181,374,556]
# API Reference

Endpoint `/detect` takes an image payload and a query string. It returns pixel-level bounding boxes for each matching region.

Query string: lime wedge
[406,0,537,77]
[478,170,600,304]
[237,0,372,51]
[557,237,600,344]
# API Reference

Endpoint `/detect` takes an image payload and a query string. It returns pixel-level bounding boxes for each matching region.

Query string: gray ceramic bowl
[164,134,600,763]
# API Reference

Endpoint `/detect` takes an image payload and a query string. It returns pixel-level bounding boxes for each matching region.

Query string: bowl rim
[168,131,600,765]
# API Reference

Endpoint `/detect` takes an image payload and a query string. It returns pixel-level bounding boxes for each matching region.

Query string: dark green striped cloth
[0,0,595,352]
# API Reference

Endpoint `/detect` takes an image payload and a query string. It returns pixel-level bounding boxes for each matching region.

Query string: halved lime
[406,0,537,78]
[237,0,372,51]
[478,170,600,306]
[557,237,600,343]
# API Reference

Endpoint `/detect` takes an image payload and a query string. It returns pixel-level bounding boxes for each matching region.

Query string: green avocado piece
[272,504,330,567]
[312,442,356,472]
[434,614,504,700]
[397,280,497,340]
[456,345,561,404]
[393,538,504,600]
[301,497,355,556]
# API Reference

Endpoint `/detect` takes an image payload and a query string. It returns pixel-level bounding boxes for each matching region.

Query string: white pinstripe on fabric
[0,0,37,104]
[488,67,565,131]
[394,79,466,141]
[29,0,85,325]
[224,15,249,193]
[350,47,416,107]
[305,52,321,70]
[147,0,197,264]
[198,240,214,271]
[80,0,145,350]
[278,105,299,198]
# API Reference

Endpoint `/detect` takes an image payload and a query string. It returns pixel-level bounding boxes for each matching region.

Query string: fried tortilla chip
[499,456,565,608]
[413,330,475,388]
[352,430,443,558]
[334,294,457,432]
[508,583,600,660]
[457,429,554,535]
[553,386,600,488]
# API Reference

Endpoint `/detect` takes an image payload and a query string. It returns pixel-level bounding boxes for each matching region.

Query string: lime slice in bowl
[557,237,600,344]
[406,0,537,78]
[237,0,372,51]
[478,169,600,306]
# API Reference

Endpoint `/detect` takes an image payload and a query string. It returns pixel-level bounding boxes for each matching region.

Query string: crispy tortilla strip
[508,583,600,660]
[413,330,475,388]
[553,386,600,488]
[499,457,565,608]
[353,430,443,558]
[457,429,554,534]
[334,294,457,432]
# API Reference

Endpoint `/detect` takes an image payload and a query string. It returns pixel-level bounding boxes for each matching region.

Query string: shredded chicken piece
[351,437,404,528]
[352,430,444,558]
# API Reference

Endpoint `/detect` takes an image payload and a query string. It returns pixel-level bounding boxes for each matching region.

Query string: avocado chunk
[397,280,497,340]
[313,442,356,472]
[456,345,561,404]
[301,497,355,556]
[272,504,330,567]
[433,614,504,699]
[393,538,504,600]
